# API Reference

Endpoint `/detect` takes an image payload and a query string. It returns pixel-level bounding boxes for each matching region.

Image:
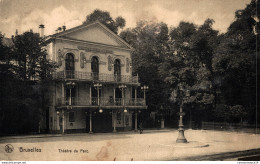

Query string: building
[43,21,147,133]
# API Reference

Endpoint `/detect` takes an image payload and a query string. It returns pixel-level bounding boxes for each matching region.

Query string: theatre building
[43,21,147,133]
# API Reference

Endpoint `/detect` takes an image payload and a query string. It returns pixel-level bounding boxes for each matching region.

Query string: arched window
[65,53,74,78]
[91,56,99,80]
[114,59,121,82]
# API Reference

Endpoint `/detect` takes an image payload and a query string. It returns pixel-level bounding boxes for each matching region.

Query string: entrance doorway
[86,112,113,133]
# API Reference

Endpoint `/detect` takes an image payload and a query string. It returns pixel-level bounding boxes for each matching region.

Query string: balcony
[52,71,139,84]
[56,97,146,107]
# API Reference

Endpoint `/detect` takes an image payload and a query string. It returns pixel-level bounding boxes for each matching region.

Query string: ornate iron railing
[57,97,145,106]
[52,71,138,84]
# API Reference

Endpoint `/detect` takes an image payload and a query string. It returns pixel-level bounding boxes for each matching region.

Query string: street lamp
[119,85,127,106]
[124,108,128,113]
[160,105,165,129]
[66,81,76,105]
[94,83,102,106]
[141,85,149,104]
[176,83,189,143]
[119,85,127,132]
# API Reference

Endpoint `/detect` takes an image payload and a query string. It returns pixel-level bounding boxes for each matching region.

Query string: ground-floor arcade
[46,106,144,133]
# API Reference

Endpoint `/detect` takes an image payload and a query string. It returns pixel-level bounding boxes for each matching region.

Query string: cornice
[55,37,132,52]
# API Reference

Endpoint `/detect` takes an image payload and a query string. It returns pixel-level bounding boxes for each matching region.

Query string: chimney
[62,25,66,31]
[39,24,45,37]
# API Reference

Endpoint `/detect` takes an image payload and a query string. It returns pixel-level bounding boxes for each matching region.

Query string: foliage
[121,21,172,114]
[12,32,57,81]
[212,0,259,123]
[160,19,218,107]
[83,9,126,34]
[0,32,57,135]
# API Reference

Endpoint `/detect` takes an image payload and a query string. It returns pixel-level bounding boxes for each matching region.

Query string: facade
[43,21,147,133]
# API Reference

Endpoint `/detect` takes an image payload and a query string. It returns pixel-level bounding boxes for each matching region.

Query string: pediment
[55,22,132,50]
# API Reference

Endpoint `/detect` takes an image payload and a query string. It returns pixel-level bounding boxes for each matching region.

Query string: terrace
[52,71,139,84]
[56,97,146,107]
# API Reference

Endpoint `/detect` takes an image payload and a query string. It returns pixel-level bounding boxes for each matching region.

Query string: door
[93,113,113,133]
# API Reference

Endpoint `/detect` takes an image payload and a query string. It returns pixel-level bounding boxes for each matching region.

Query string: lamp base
[176,129,187,143]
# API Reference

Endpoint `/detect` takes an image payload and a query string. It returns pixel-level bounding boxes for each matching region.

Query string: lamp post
[119,85,127,106]
[141,85,149,105]
[66,81,76,105]
[176,83,189,143]
[119,85,127,131]
[160,105,165,129]
[94,83,102,106]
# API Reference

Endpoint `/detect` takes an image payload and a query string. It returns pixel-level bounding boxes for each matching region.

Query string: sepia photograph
[0,0,259,162]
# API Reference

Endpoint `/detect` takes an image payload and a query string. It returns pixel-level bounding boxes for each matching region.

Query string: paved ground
[0,129,260,161]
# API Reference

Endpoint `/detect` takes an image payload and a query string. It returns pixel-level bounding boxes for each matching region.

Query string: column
[61,82,64,101]
[123,112,125,131]
[144,89,146,105]
[122,88,125,106]
[89,85,92,104]
[135,88,137,105]
[62,109,65,134]
[77,83,79,104]
[97,87,99,105]
[113,111,117,133]
[113,86,116,104]
[135,111,138,132]
[89,113,93,133]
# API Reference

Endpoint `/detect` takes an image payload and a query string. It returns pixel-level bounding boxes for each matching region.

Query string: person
[139,122,143,134]
[157,119,160,129]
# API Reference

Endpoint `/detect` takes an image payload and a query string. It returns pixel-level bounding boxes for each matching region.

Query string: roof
[46,21,133,50]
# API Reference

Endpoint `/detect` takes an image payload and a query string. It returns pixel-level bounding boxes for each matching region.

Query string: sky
[0,0,251,37]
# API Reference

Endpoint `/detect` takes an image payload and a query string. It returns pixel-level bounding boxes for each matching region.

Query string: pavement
[0,129,260,161]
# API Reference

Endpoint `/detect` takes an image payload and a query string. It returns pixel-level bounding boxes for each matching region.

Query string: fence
[201,121,260,131]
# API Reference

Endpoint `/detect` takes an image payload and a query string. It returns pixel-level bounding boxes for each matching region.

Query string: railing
[201,121,260,130]
[52,71,139,84]
[56,97,145,106]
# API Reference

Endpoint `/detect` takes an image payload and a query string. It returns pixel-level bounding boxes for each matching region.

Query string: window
[114,59,121,81]
[69,112,75,122]
[65,53,74,78]
[91,56,99,80]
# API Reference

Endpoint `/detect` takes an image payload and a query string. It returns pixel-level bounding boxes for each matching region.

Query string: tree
[0,31,57,135]
[12,31,56,81]
[121,21,173,127]
[83,9,126,34]
[159,20,219,127]
[212,0,259,124]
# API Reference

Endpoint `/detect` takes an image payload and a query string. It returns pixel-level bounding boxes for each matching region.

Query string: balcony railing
[57,97,145,107]
[52,71,139,84]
